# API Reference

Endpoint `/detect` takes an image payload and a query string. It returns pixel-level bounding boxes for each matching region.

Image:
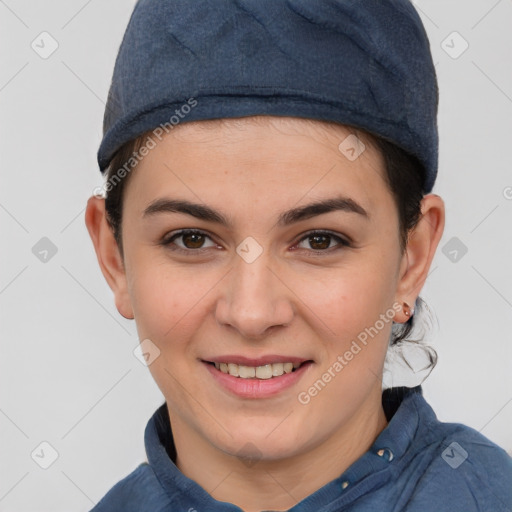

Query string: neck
[169,386,388,512]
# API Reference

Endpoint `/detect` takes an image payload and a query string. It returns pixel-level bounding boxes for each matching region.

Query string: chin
[210,419,311,462]
[224,438,301,463]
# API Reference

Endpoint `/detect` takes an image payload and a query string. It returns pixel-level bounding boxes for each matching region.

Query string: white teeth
[283,362,293,374]
[212,361,303,379]
[227,363,239,377]
[255,364,273,379]
[238,365,256,378]
[272,363,284,376]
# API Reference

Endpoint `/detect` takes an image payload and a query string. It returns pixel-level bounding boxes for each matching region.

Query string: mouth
[205,360,310,379]
[201,356,314,398]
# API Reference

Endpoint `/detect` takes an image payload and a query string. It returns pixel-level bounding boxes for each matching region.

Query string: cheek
[129,262,210,341]
[298,260,396,334]
[291,257,399,390]
[127,262,212,392]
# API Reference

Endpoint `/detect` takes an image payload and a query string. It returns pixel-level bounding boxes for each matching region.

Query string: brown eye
[308,234,331,250]
[296,231,350,252]
[181,232,206,249]
[162,230,217,252]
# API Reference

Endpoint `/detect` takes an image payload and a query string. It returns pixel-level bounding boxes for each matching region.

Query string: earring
[403,301,415,318]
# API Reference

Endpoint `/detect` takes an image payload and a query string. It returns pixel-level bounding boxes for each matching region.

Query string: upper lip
[204,355,311,366]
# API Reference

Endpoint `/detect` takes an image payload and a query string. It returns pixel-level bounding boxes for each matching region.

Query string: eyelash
[160,229,351,255]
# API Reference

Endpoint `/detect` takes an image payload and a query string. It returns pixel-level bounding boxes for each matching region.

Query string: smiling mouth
[206,361,312,379]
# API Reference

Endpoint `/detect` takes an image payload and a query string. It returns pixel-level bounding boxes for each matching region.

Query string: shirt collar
[144,385,433,510]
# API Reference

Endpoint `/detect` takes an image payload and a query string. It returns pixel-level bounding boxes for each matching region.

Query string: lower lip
[203,361,313,399]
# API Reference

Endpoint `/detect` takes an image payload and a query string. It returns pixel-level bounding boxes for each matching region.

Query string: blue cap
[99,0,439,193]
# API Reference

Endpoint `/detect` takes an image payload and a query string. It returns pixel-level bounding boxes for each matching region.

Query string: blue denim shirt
[90,386,512,511]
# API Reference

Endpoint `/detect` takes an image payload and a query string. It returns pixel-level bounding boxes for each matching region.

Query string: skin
[85,116,445,512]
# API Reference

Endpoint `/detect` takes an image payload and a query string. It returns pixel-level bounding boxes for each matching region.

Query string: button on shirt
[90,386,512,511]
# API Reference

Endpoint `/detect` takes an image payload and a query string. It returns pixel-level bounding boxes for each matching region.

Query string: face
[115,117,408,460]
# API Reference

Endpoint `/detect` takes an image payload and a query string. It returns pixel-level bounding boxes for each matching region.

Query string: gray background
[1,1,511,510]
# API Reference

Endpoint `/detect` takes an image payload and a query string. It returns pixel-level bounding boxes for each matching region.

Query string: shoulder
[405,397,512,511]
[90,462,171,512]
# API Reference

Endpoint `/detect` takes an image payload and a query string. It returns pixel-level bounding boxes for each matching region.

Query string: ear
[84,196,134,320]
[394,194,445,322]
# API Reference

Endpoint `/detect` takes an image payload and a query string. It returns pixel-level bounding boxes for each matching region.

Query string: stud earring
[403,301,415,318]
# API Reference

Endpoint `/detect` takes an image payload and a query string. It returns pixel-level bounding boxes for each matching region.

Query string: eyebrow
[142,196,369,227]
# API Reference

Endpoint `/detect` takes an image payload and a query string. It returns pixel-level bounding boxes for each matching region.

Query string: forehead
[168,116,371,151]
[123,116,391,219]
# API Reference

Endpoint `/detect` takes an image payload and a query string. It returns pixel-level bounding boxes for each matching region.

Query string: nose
[215,250,294,340]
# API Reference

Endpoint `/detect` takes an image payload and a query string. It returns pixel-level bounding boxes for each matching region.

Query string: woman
[85,0,512,510]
